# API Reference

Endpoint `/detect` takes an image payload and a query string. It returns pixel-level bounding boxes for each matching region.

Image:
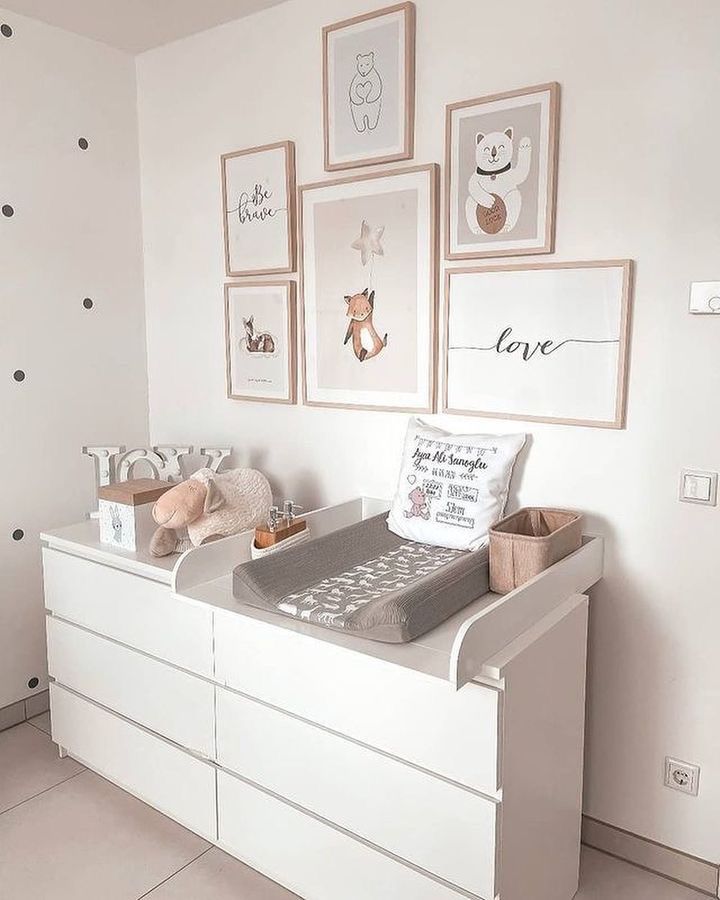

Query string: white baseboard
[582,815,719,896]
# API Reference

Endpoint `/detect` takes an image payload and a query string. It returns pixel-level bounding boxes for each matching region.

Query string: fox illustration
[343,289,388,362]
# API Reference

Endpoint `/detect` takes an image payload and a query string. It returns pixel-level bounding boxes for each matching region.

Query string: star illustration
[351,220,385,266]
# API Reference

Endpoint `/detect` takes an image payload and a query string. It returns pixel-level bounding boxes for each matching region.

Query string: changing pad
[233,513,489,643]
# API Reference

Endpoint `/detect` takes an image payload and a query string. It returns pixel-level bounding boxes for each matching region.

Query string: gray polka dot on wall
[2,204,14,217]
[1,23,12,38]
[12,529,24,541]
[12,369,25,382]
[78,137,89,150]
[83,297,94,310]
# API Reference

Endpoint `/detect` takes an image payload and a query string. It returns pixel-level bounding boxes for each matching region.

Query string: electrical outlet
[664,757,700,796]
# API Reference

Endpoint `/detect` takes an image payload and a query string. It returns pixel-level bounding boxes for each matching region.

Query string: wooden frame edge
[220,140,297,278]
[299,162,439,414]
[322,2,416,173]
[224,280,297,405]
[443,81,560,261]
[442,259,634,429]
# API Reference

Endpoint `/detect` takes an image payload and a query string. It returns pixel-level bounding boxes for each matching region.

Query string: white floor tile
[577,847,708,899]
[0,723,83,814]
[27,711,51,735]
[0,769,210,900]
[141,847,298,899]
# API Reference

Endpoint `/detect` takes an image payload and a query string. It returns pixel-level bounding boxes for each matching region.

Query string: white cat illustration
[349,52,383,132]
[466,127,532,235]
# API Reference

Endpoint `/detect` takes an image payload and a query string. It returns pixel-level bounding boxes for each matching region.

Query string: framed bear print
[323,3,415,171]
[299,164,439,412]
[221,141,296,276]
[224,281,296,404]
[445,83,560,260]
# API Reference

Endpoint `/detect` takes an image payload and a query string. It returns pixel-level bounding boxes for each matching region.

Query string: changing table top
[42,497,603,687]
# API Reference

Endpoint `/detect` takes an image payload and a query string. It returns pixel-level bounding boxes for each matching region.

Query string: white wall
[136,0,720,860]
[0,9,149,707]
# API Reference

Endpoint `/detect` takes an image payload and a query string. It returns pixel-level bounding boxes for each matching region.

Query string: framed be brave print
[221,141,296,276]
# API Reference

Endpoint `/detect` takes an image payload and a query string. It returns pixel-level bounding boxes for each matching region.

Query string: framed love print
[299,163,439,412]
[323,3,415,171]
[444,261,633,428]
[445,83,559,259]
[224,281,296,404]
[221,140,296,276]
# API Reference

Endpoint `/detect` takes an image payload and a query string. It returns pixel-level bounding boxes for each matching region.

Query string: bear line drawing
[348,51,383,133]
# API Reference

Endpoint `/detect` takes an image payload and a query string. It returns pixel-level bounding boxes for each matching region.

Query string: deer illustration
[243,316,276,354]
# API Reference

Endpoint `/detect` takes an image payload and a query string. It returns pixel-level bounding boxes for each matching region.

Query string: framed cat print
[221,141,296,276]
[299,164,439,412]
[443,260,634,428]
[445,83,560,259]
[323,3,415,171]
[224,281,297,404]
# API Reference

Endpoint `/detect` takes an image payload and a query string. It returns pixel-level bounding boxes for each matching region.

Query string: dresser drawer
[42,548,213,677]
[47,617,215,757]
[218,770,468,900]
[214,610,501,793]
[217,687,497,896]
[50,683,216,840]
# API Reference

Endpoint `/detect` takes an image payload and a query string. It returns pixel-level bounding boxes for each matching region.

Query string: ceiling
[1,0,286,53]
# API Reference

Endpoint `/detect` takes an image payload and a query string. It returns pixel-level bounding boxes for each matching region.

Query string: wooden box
[98,479,172,552]
[489,507,583,594]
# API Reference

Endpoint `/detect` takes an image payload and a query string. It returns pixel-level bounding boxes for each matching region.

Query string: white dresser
[42,497,602,900]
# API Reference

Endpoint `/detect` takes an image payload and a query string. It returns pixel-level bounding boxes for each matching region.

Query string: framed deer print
[299,164,439,412]
[445,83,559,260]
[323,3,415,171]
[221,141,296,276]
[444,260,634,428]
[224,281,296,404]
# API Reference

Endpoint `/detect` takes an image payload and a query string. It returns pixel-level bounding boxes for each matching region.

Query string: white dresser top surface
[41,519,177,584]
[41,500,603,687]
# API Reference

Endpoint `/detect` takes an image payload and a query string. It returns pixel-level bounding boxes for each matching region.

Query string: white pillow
[387,419,526,551]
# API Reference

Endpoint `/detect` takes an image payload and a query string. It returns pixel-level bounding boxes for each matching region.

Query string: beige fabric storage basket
[489,507,583,594]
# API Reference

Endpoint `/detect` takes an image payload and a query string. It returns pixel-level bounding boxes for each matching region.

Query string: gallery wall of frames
[217,2,634,430]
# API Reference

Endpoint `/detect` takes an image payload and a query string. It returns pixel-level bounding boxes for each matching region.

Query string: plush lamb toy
[149,467,272,557]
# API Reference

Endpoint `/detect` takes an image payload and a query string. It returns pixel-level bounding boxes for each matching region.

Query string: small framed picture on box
[98,479,172,553]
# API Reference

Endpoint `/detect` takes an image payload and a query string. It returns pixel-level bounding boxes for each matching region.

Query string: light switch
[689,282,720,314]
[680,470,718,505]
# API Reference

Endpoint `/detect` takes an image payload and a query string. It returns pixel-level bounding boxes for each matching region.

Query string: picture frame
[445,83,560,260]
[224,281,297,404]
[443,260,634,428]
[322,2,416,172]
[299,163,439,413]
[221,140,296,276]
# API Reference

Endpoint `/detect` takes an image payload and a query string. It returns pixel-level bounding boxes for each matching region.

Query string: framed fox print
[299,164,439,412]
[444,260,633,428]
[323,3,415,171]
[221,141,296,276]
[224,281,296,404]
[445,83,559,259]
